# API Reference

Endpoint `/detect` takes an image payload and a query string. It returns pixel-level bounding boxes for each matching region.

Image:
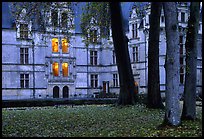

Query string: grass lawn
[2,102,202,137]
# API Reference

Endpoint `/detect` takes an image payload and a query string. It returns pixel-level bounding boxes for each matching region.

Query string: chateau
[2,2,202,100]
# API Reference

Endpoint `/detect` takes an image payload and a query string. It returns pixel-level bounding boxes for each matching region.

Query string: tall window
[52,38,59,52]
[113,74,119,87]
[62,38,68,53]
[61,12,67,28]
[133,46,139,62]
[20,48,29,64]
[89,29,97,43]
[62,63,68,77]
[52,62,59,76]
[20,24,28,39]
[132,23,138,39]
[20,74,29,88]
[51,10,58,27]
[112,50,116,64]
[90,74,98,88]
[179,35,184,84]
[90,50,97,65]
[161,16,164,23]
[181,12,185,23]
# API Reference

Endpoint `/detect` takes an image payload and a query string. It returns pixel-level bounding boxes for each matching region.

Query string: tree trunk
[109,2,138,105]
[147,2,164,109]
[181,2,200,120]
[162,2,181,126]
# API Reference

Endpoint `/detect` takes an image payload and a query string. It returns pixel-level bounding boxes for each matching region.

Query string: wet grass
[2,103,202,137]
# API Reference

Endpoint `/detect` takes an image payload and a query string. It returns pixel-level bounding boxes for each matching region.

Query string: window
[51,10,58,27]
[132,23,137,39]
[52,62,59,76]
[52,38,59,52]
[89,29,97,43]
[161,16,164,23]
[113,50,116,64]
[62,63,68,77]
[20,48,29,64]
[20,74,29,88]
[62,38,68,53]
[181,12,185,22]
[91,74,98,88]
[20,24,28,39]
[113,74,119,87]
[61,12,67,28]
[90,50,97,65]
[133,46,139,62]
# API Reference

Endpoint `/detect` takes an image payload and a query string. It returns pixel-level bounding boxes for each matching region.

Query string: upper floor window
[161,16,165,23]
[90,50,98,65]
[20,24,28,39]
[52,62,59,76]
[20,48,29,64]
[62,38,68,53]
[52,38,59,52]
[20,74,29,88]
[62,63,68,77]
[133,46,139,62]
[51,10,58,27]
[181,12,185,23]
[132,23,137,39]
[61,12,68,28]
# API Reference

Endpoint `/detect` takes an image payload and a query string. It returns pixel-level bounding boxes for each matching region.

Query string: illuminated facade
[2,2,202,100]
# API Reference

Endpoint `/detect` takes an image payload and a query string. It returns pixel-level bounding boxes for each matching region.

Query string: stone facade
[2,2,202,100]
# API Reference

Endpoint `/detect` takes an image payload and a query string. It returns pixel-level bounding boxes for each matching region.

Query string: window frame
[20,48,29,64]
[20,74,29,88]
[90,74,98,88]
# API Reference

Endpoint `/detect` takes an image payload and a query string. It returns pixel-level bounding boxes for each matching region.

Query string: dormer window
[132,23,137,39]
[181,12,185,23]
[61,12,67,28]
[52,10,58,27]
[20,24,28,39]
[89,29,97,43]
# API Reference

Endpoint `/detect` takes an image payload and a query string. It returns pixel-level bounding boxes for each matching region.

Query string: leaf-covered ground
[2,103,202,137]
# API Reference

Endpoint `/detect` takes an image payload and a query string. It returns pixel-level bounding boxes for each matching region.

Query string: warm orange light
[52,62,59,76]
[62,38,68,53]
[62,63,68,76]
[52,38,59,52]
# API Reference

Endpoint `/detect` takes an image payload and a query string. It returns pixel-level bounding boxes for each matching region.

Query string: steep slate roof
[2,2,133,33]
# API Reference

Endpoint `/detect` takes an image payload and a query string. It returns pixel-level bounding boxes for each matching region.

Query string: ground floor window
[90,74,98,88]
[20,74,29,88]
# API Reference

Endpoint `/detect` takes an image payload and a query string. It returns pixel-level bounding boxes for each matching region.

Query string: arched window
[52,62,59,76]
[62,62,68,76]
[62,38,68,53]
[52,38,59,52]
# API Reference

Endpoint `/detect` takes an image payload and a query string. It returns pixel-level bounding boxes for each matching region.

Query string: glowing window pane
[52,62,59,76]
[62,63,68,77]
[52,38,59,52]
[62,38,68,53]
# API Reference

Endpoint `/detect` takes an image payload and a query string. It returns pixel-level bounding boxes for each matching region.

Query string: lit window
[62,63,68,77]
[52,38,59,52]
[62,38,68,53]
[52,62,59,76]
